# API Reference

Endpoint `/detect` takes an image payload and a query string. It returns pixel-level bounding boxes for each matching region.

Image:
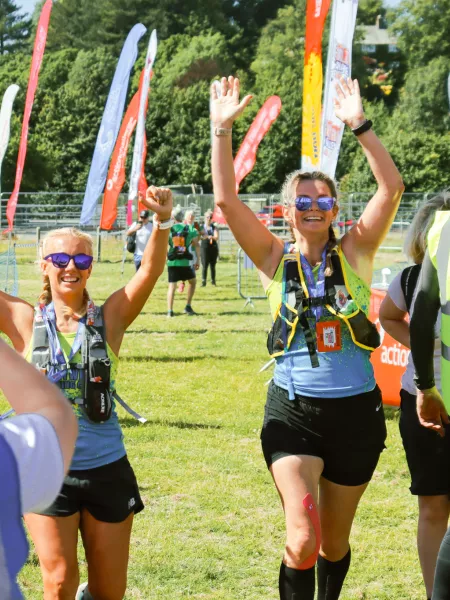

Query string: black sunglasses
[295,196,336,212]
[44,253,94,270]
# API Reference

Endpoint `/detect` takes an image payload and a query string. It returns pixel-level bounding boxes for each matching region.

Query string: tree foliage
[0,0,446,198]
[0,0,31,55]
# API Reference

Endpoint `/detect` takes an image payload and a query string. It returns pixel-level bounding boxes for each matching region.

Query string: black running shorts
[35,455,144,522]
[168,266,196,283]
[261,381,387,486]
[399,388,450,496]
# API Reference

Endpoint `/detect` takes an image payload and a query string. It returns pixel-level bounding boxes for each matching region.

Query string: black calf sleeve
[317,548,351,600]
[279,562,315,600]
[432,527,450,600]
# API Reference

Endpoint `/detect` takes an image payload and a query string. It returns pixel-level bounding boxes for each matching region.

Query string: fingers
[221,76,227,98]
[353,78,360,96]
[334,79,345,101]
[239,94,253,111]
[210,81,219,100]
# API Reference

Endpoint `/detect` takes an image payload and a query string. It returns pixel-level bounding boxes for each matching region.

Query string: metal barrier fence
[237,248,266,307]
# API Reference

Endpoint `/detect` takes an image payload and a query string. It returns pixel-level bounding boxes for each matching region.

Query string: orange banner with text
[370,288,408,407]
[301,0,332,172]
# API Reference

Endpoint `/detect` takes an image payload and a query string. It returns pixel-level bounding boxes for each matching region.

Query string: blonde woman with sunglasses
[211,75,404,599]
[0,186,173,600]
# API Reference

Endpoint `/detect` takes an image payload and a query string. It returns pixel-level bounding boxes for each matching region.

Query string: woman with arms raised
[0,186,173,600]
[211,75,404,600]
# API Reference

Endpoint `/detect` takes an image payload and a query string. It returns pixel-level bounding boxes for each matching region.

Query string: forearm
[357,129,404,194]
[410,252,440,388]
[140,227,170,279]
[212,133,238,209]
[0,339,77,471]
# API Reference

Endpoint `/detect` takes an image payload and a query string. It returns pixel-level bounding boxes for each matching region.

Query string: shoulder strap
[31,306,50,369]
[400,264,421,313]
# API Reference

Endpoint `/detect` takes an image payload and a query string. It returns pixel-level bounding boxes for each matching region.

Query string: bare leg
[25,512,80,600]
[186,277,197,306]
[316,477,369,600]
[418,495,450,598]
[80,509,134,600]
[167,282,176,311]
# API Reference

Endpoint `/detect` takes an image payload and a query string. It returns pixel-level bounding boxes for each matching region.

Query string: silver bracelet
[155,217,174,230]
[214,127,232,137]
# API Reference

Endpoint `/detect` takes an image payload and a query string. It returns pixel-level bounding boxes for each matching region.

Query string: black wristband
[352,119,373,136]
[414,376,435,391]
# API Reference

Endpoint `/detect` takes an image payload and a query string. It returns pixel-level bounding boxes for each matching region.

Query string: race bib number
[316,320,342,352]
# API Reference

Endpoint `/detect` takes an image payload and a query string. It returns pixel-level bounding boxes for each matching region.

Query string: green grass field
[4,253,427,599]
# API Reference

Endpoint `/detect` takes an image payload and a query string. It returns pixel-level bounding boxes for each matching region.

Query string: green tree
[0,0,31,55]
[393,57,450,134]
[356,0,386,26]
[392,0,450,68]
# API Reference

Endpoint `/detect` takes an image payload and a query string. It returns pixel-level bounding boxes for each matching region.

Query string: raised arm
[104,186,173,353]
[338,77,404,267]
[0,291,34,354]
[0,338,77,473]
[211,76,284,276]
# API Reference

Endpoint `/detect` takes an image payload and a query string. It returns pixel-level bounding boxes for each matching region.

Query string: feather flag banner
[80,23,147,226]
[301,0,332,172]
[126,29,157,226]
[4,0,52,232]
[0,84,20,188]
[320,0,359,178]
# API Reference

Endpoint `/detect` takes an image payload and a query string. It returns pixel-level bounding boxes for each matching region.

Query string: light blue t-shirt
[27,331,125,470]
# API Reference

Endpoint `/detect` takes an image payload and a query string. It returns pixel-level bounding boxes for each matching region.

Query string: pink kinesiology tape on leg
[298,493,321,570]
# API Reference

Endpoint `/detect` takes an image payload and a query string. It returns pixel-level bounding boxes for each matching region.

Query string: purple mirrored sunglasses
[295,196,336,212]
[44,253,93,270]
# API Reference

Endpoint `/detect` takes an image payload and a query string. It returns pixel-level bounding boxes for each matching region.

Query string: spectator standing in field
[0,339,77,599]
[211,74,403,600]
[410,192,450,600]
[201,210,219,286]
[0,185,173,600]
[167,206,200,317]
[380,194,450,600]
[126,209,153,271]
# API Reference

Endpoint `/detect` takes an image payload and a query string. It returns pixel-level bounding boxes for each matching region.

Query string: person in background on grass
[167,206,200,317]
[126,208,153,271]
[0,339,77,599]
[0,185,173,600]
[410,192,450,600]
[211,74,404,600]
[380,193,450,600]
[201,209,219,287]
[178,209,200,293]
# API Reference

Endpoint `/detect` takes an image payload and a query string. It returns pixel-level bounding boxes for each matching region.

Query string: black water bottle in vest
[83,333,113,423]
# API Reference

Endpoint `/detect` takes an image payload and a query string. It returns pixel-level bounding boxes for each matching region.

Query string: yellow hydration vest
[427,210,450,409]
[267,246,380,367]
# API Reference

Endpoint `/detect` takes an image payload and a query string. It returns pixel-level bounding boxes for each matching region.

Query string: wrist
[347,115,366,130]
[213,120,233,130]
[414,378,436,392]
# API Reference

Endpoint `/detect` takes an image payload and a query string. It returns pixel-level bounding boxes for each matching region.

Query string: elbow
[384,177,405,198]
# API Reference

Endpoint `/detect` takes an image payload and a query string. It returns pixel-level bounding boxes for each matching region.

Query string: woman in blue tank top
[211,75,404,599]
[0,186,173,600]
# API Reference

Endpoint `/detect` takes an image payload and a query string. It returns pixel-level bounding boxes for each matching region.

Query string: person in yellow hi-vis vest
[410,192,450,600]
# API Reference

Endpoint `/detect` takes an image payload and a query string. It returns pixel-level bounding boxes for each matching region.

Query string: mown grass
[4,254,425,599]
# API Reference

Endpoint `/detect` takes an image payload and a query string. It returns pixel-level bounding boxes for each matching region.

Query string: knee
[320,538,350,562]
[284,527,318,569]
[420,500,450,526]
[41,562,78,599]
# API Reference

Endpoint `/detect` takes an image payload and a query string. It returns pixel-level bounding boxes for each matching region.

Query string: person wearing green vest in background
[410,192,450,600]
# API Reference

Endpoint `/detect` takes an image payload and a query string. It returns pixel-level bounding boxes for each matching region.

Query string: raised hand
[333,76,366,130]
[142,186,173,221]
[210,76,253,129]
